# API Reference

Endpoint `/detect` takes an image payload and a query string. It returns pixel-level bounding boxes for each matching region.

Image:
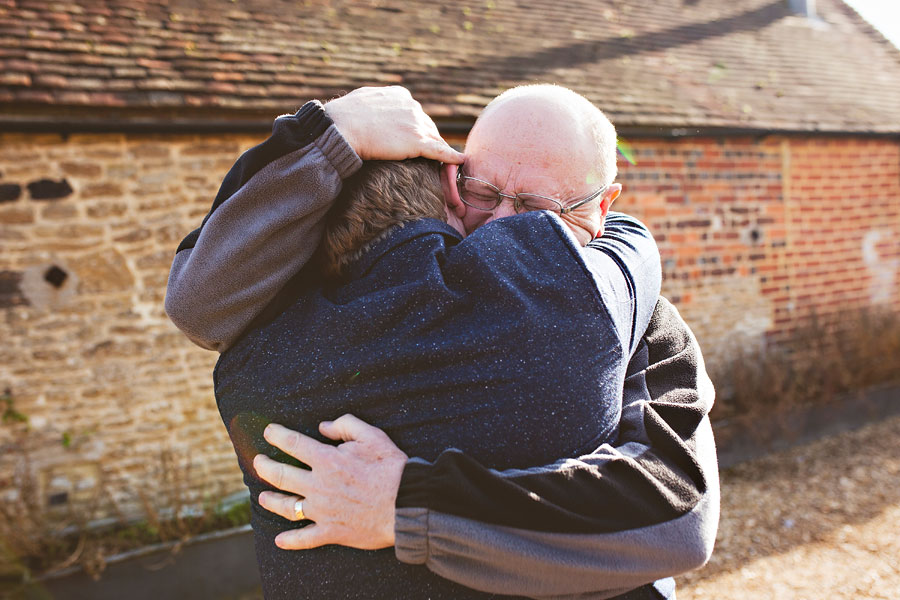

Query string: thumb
[423,138,465,164]
[319,413,377,442]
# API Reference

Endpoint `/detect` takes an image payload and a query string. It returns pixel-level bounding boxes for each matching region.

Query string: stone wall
[1,130,898,518]
[0,132,260,519]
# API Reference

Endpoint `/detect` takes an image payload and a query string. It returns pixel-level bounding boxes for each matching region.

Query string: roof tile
[2,0,899,132]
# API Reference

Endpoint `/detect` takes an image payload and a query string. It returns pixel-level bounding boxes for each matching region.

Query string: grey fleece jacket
[165,101,719,599]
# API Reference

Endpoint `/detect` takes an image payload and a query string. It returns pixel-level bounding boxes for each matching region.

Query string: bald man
[166,86,718,599]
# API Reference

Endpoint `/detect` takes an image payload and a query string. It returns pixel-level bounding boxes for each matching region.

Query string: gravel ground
[678,413,900,599]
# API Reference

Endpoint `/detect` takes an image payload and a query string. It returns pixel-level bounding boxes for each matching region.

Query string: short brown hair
[320,158,446,279]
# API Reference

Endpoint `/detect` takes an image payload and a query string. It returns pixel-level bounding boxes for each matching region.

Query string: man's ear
[599,183,622,217]
[441,163,466,218]
[592,183,622,240]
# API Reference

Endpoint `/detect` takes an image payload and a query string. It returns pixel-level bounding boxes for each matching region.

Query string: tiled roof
[2,0,900,133]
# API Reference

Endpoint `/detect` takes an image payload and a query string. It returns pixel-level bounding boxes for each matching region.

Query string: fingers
[319,413,380,443]
[421,137,465,164]
[275,525,331,550]
[325,85,462,163]
[253,454,311,496]
[264,423,326,462]
[258,491,309,522]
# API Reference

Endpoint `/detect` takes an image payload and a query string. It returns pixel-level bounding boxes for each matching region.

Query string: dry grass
[0,427,249,596]
[710,307,900,421]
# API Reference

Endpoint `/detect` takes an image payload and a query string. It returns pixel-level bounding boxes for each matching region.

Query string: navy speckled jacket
[215,208,659,598]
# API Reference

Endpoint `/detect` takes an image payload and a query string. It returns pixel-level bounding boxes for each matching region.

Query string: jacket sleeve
[582,211,662,357]
[394,297,720,599]
[164,100,362,351]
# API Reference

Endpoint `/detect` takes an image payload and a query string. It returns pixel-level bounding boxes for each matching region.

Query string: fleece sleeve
[164,100,362,351]
[394,297,720,599]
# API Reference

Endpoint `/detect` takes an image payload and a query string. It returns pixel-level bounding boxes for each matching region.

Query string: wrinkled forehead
[464,98,596,192]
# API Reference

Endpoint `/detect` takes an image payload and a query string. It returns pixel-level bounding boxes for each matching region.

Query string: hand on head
[324,86,464,164]
[324,84,620,244]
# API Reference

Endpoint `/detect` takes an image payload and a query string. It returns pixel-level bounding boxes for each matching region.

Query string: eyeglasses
[456,168,609,215]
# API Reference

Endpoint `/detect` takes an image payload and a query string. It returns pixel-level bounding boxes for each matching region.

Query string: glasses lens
[459,178,499,210]
[517,194,562,214]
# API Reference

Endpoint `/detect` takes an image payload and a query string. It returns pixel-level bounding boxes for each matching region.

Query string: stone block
[154,223,185,243]
[81,339,148,360]
[137,197,184,212]
[0,227,27,241]
[135,249,174,270]
[40,203,79,220]
[113,228,151,243]
[179,142,241,156]
[141,270,169,289]
[138,288,165,304]
[68,249,135,293]
[79,182,123,199]
[86,201,128,218]
[34,223,105,240]
[32,349,66,361]
[130,144,172,159]
[183,175,210,190]
[0,205,34,224]
[68,133,126,146]
[60,162,102,178]
[105,163,138,179]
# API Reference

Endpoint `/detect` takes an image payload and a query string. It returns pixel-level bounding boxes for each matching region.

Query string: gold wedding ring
[293,499,305,521]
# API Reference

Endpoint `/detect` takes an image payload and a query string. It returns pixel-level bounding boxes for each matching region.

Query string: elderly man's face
[459,95,604,234]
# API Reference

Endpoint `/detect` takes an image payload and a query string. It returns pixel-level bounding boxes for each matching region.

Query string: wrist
[278,100,332,145]
[323,98,360,155]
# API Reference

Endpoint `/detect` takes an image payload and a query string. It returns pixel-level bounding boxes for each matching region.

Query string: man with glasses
[167,85,718,599]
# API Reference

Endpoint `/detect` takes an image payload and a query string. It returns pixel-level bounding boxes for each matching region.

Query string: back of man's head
[320,158,445,279]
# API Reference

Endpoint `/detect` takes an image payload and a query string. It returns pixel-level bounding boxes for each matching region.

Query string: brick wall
[615,136,900,365]
[1,131,898,518]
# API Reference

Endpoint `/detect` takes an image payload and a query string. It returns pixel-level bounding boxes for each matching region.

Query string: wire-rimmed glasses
[456,169,608,215]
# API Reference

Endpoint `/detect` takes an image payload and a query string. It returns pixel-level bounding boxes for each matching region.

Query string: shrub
[0,423,249,595]
[709,307,900,421]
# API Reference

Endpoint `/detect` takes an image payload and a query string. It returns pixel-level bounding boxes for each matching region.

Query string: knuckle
[285,431,304,455]
[270,463,285,489]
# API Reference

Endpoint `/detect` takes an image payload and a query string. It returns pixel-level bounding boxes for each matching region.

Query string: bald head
[469,84,618,190]
[457,84,619,234]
